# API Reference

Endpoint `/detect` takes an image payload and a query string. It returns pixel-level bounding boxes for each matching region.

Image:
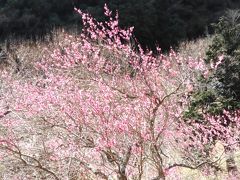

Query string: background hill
[1,0,240,50]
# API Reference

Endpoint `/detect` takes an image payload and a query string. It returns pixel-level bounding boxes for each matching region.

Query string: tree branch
[0,110,11,118]
[2,144,59,180]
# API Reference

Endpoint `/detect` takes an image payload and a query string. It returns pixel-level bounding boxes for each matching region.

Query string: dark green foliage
[0,0,77,39]
[207,10,240,101]
[187,9,240,119]
[206,10,240,63]
[0,0,240,49]
[89,0,240,50]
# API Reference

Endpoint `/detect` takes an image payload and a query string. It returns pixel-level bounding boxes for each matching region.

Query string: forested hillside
[1,0,240,49]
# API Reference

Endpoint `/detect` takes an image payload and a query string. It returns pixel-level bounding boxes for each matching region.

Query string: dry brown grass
[0,28,80,77]
[177,36,213,59]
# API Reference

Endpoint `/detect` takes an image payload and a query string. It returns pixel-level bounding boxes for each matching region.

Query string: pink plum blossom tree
[0,4,239,180]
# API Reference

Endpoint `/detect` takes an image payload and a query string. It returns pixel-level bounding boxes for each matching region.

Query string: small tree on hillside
[185,9,240,176]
